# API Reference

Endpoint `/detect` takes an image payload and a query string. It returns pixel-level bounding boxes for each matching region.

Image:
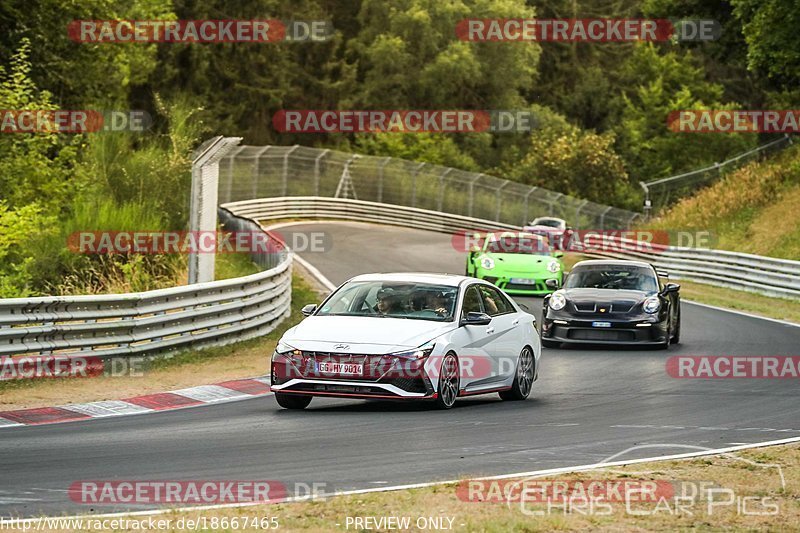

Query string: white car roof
[347,272,470,287]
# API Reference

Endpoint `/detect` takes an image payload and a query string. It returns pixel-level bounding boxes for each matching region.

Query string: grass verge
[0,272,321,411]
[47,443,799,532]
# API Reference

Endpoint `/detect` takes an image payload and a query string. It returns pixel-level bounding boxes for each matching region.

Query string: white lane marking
[61,401,153,418]
[15,435,800,523]
[684,299,800,328]
[0,417,23,428]
[170,385,250,403]
[292,253,337,292]
[612,424,800,433]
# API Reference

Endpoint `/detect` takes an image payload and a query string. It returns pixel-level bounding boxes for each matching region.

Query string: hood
[281,315,455,354]
[562,287,652,303]
[484,252,558,272]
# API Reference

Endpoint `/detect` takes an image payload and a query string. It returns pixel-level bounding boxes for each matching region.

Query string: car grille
[505,281,546,291]
[573,301,636,313]
[380,376,430,394]
[568,329,636,341]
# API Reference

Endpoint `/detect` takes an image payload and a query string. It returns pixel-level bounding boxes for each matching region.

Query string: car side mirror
[661,283,680,294]
[461,311,492,326]
[301,304,317,317]
[545,278,560,290]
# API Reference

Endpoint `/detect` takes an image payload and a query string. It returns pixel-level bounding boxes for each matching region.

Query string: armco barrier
[223,196,800,300]
[0,211,292,362]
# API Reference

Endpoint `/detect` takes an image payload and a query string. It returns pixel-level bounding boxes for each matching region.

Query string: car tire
[434,352,459,410]
[500,346,535,401]
[275,393,312,410]
[542,339,560,348]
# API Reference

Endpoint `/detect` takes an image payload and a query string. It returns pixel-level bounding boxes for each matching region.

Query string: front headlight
[549,292,567,311]
[389,343,435,360]
[275,340,299,355]
[547,260,561,273]
[643,296,661,314]
[480,256,495,270]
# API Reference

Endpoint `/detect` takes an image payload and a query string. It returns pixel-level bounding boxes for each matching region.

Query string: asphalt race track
[1,222,798,518]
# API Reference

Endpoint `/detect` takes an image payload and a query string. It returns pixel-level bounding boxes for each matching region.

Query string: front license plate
[592,321,612,328]
[317,362,363,375]
[509,278,536,285]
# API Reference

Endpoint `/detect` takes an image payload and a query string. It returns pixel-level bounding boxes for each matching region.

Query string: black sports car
[541,260,680,348]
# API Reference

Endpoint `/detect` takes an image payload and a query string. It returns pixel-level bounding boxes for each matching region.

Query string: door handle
[512,318,520,326]
[486,327,495,334]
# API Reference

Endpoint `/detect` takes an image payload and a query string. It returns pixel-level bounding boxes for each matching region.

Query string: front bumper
[541,317,668,345]
[478,272,562,295]
[271,351,436,399]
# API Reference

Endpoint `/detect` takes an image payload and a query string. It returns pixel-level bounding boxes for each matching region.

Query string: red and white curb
[0,377,271,428]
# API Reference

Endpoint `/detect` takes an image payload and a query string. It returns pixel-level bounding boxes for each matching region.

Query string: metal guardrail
[224,196,800,300]
[0,215,292,361]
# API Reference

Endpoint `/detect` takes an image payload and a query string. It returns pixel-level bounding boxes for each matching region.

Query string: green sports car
[465,231,564,295]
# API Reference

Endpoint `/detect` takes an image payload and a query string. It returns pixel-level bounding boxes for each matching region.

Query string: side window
[461,286,484,318]
[478,285,513,316]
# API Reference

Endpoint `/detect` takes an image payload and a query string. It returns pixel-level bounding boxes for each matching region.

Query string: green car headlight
[547,260,561,273]
[480,256,495,270]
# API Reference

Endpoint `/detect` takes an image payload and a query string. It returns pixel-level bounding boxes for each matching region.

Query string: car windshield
[564,265,659,292]
[532,218,563,229]
[315,281,458,321]
[485,234,551,255]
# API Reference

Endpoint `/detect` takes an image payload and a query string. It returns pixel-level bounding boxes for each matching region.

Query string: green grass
[649,144,800,260]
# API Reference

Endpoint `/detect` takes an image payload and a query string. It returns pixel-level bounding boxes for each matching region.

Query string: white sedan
[270,273,541,410]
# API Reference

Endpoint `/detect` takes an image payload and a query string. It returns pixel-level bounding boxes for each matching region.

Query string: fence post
[574,200,588,229]
[548,193,563,216]
[252,146,270,199]
[411,162,425,207]
[188,136,242,284]
[282,145,299,196]
[314,149,329,196]
[523,187,537,226]
[468,174,483,218]
[438,168,451,212]
[377,157,390,203]
[599,206,612,231]
[224,145,246,204]
[495,181,508,222]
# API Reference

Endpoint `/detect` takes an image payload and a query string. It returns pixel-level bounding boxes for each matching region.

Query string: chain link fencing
[641,134,794,214]
[218,145,643,230]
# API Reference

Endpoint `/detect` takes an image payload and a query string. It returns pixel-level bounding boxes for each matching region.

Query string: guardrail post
[189,136,243,284]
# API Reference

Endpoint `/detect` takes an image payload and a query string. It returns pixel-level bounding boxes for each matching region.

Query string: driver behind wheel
[375,287,405,315]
